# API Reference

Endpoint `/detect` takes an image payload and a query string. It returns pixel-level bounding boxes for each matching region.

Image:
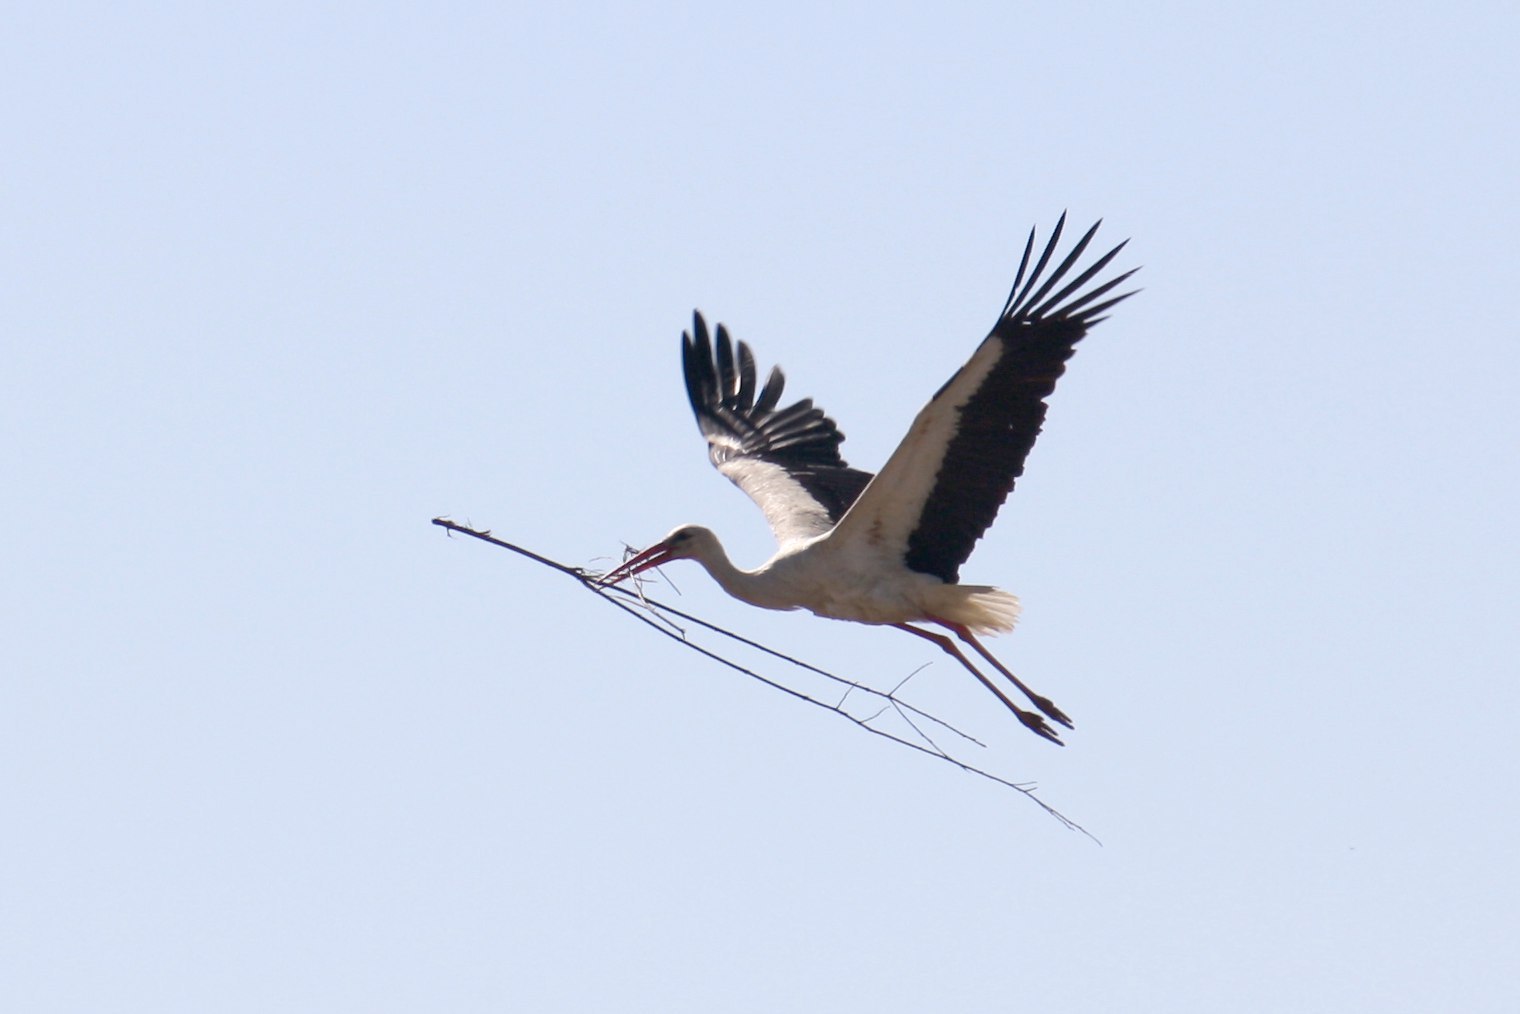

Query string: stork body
[659,525,1019,631]
[601,215,1137,743]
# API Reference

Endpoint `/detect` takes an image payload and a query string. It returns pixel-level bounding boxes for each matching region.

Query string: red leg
[891,623,1062,745]
[932,619,1073,729]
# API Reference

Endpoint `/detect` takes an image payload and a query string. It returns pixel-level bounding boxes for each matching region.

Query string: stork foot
[1032,695,1074,730]
[1017,708,1065,746]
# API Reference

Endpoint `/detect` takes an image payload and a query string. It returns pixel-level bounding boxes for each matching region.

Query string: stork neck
[692,542,771,608]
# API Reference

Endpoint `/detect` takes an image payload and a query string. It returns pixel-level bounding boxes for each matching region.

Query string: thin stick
[431,516,1096,840]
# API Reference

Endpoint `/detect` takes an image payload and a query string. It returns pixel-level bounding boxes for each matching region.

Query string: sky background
[5,2,1519,1011]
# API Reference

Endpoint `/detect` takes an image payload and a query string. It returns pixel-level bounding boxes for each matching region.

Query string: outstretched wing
[683,313,875,548]
[830,214,1139,582]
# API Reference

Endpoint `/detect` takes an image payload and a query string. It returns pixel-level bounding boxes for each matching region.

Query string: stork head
[598,525,716,586]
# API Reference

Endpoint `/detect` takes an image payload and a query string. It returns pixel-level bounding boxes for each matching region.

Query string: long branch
[431,516,1094,840]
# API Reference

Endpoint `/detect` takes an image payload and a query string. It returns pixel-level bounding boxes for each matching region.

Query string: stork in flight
[600,215,1137,744]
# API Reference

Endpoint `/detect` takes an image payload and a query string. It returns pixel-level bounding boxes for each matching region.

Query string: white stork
[600,215,1137,743]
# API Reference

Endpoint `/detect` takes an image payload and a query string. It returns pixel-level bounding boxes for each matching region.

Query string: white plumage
[602,215,1137,743]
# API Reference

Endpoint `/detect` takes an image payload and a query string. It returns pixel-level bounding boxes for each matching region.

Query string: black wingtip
[999,216,1138,328]
[682,310,718,421]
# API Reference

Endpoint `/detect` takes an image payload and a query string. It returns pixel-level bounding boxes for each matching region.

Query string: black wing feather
[904,215,1139,582]
[683,313,874,525]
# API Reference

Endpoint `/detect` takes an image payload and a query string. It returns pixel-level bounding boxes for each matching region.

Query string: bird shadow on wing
[431,516,1096,841]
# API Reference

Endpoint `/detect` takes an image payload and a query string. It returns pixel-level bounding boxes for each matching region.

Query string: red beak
[598,540,676,586]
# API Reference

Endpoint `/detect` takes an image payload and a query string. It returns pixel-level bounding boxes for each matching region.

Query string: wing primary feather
[735,340,757,407]
[1051,268,1141,319]
[999,224,1040,319]
[1006,211,1066,314]
[683,312,717,408]
[755,366,785,413]
[1070,287,1142,323]
[714,325,737,407]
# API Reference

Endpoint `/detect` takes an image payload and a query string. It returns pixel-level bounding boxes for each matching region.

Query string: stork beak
[598,540,675,586]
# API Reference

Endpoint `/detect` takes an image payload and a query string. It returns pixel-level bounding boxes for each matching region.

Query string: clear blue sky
[5,2,1518,1011]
